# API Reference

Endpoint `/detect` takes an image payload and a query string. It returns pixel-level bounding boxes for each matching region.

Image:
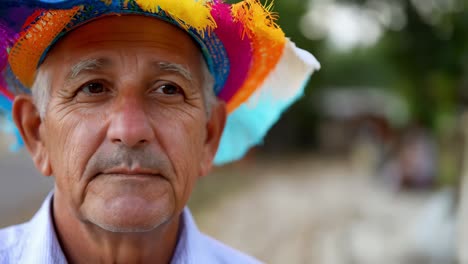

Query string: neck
[52,194,181,264]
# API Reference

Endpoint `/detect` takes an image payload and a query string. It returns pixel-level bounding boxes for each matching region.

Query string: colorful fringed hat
[0,0,320,164]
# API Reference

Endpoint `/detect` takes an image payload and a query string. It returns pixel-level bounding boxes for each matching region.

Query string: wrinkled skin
[13,15,226,263]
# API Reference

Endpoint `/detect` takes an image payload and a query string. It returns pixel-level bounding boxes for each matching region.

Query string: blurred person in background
[0,0,319,263]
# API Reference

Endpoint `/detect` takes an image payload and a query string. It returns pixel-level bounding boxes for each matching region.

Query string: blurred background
[1,0,467,263]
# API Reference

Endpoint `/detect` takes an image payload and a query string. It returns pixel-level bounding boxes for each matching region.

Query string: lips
[99,168,161,178]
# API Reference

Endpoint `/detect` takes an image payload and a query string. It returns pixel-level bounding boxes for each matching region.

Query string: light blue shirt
[0,192,261,264]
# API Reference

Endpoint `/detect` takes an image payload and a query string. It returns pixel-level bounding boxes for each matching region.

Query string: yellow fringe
[232,0,284,42]
[135,0,217,34]
[100,0,112,5]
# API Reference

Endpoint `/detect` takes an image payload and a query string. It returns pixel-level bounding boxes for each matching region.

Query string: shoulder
[199,233,263,264]
[0,222,29,263]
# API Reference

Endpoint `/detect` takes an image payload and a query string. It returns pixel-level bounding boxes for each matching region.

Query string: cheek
[153,110,206,192]
[160,118,205,169]
[45,112,105,185]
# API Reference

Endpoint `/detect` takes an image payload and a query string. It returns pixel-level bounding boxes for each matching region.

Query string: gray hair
[32,57,217,119]
[31,66,51,119]
[199,57,217,117]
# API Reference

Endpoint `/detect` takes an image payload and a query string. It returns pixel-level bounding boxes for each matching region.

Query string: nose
[107,97,154,148]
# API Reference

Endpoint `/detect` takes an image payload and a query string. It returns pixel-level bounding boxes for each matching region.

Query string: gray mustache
[85,146,171,177]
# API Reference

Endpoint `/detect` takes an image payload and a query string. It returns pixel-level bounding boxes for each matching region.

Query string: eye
[155,84,183,96]
[79,82,107,95]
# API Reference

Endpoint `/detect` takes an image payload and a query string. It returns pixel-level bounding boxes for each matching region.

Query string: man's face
[25,16,224,232]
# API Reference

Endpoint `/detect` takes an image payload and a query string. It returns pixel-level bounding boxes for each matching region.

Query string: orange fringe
[227,0,286,113]
[9,7,80,88]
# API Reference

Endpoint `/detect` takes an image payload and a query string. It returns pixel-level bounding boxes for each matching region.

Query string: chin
[93,220,161,233]
[84,193,176,233]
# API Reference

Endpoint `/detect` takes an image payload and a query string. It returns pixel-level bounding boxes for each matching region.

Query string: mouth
[97,168,162,179]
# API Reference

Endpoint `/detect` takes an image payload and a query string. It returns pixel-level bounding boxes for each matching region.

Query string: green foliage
[337,0,468,127]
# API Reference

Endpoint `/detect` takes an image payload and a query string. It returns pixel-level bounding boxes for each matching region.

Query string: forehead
[42,15,203,73]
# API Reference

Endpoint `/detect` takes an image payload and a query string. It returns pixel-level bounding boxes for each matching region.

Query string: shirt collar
[21,192,208,264]
[171,208,210,264]
[20,191,67,264]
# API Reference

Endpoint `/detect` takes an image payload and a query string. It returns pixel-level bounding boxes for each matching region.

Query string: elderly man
[0,0,319,263]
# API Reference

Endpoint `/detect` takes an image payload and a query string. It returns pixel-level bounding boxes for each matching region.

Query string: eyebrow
[66,58,111,81]
[156,62,193,83]
[65,58,194,85]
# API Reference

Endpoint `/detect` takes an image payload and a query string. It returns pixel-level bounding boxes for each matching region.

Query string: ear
[12,95,52,176]
[199,100,227,177]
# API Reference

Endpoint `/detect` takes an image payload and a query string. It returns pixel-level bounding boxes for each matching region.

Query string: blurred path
[0,150,53,227]
[191,156,456,264]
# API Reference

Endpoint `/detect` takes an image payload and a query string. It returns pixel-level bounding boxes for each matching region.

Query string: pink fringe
[212,2,253,102]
